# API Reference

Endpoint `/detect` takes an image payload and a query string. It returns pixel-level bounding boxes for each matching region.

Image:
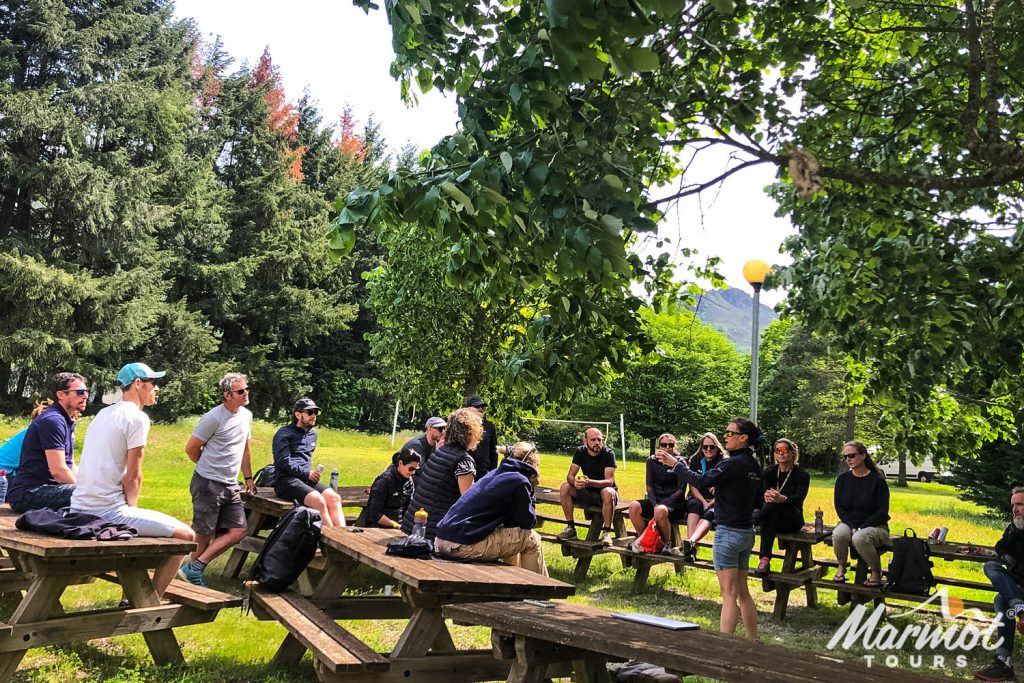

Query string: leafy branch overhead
[339,0,1024,428]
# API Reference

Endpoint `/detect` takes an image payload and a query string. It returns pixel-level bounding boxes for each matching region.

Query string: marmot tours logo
[826,588,1002,669]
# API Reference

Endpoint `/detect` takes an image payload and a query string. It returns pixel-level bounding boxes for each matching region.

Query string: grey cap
[425,416,447,429]
[462,395,486,408]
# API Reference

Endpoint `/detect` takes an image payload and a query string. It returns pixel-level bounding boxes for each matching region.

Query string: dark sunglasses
[407,466,420,473]
[843,452,860,459]
[303,409,319,416]
[659,442,675,448]
[701,444,718,451]
[62,388,89,397]
[233,388,249,395]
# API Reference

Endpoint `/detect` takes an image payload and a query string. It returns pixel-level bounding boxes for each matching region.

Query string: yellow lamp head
[743,259,771,286]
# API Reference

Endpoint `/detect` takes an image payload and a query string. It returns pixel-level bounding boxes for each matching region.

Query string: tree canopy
[341,0,1023,436]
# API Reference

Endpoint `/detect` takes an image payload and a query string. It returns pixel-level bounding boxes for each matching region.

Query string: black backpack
[886,528,934,596]
[253,465,276,488]
[249,506,321,592]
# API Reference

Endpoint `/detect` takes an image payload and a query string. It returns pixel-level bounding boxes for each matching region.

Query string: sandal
[831,571,847,583]
[863,578,883,588]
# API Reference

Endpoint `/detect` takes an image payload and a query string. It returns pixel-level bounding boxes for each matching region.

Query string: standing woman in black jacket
[752,438,810,576]
[831,440,890,587]
[656,417,764,639]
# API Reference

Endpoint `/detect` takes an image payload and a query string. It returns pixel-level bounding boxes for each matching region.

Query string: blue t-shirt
[0,428,27,475]
[8,405,76,503]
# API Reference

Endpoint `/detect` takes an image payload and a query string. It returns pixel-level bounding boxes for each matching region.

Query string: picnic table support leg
[119,568,185,666]
[272,553,357,665]
[771,543,799,622]
[632,558,652,593]
[572,654,612,683]
[800,543,818,609]
[393,607,445,658]
[222,509,267,579]
[507,660,549,683]
[0,573,69,681]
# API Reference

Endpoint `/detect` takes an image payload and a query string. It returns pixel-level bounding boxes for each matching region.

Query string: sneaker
[179,562,208,588]
[753,557,771,576]
[682,539,695,561]
[974,658,1014,681]
[664,546,683,557]
[600,530,613,546]
[556,525,578,541]
[628,538,644,554]
[118,598,131,609]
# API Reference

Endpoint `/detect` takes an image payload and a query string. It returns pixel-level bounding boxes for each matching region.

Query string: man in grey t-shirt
[179,372,255,587]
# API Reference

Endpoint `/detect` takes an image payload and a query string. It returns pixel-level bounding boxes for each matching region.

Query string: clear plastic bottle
[0,469,7,505]
[412,508,428,538]
[329,468,339,492]
[814,507,824,534]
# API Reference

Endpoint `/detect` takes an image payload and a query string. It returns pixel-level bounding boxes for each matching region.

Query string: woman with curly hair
[752,438,810,576]
[400,407,481,540]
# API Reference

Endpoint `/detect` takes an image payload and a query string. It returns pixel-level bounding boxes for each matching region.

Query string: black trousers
[756,503,804,559]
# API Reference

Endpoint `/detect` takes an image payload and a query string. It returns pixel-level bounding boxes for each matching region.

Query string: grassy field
[0,417,1008,682]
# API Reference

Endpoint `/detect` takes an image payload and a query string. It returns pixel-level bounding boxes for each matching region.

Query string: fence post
[619,414,626,470]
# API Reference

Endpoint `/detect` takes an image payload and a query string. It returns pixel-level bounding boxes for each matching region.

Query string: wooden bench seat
[247,583,389,674]
[164,579,242,611]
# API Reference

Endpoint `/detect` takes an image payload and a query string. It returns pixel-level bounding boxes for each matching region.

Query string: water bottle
[329,468,339,492]
[316,464,324,474]
[814,507,824,534]
[412,508,428,538]
[0,470,7,505]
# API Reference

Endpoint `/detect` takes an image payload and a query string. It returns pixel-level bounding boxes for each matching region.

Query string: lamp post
[743,259,771,423]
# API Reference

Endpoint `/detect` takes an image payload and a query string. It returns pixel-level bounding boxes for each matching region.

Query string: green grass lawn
[0,418,1009,681]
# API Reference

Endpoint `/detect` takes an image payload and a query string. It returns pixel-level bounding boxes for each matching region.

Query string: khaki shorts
[189,472,247,535]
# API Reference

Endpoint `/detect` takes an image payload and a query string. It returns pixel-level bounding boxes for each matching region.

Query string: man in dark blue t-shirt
[556,427,618,544]
[8,372,89,512]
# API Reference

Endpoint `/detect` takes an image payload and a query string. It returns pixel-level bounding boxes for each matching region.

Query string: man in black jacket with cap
[463,396,498,479]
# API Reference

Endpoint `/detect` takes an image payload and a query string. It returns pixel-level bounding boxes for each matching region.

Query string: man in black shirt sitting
[399,417,445,465]
[556,428,618,545]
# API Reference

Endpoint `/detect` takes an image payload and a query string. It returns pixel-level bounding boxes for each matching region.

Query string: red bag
[637,519,664,554]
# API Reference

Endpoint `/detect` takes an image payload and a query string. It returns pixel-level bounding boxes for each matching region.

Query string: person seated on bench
[752,438,809,576]
[401,407,479,540]
[8,374,88,512]
[272,398,345,527]
[831,441,890,588]
[434,442,547,575]
[655,417,764,639]
[679,432,726,561]
[627,433,685,552]
[556,427,618,545]
[365,449,420,528]
[973,487,1024,682]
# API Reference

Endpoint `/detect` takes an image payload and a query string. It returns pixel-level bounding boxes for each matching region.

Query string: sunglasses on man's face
[304,409,319,416]
[63,388,89,397]
[233,388,249,395]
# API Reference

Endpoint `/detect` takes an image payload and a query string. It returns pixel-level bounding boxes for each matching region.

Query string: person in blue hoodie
[434,441,547,576]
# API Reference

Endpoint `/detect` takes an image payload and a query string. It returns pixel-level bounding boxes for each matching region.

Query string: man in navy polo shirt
[8,372,89,512]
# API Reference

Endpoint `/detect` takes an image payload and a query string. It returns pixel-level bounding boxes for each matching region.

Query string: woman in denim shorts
[655,418,765,639]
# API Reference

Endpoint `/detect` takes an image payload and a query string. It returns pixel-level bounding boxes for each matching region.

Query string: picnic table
[0,511,240,681]
[444,600,946,683]
[222,485,370,592]
[248,526,574,682]
[533,487,630,582]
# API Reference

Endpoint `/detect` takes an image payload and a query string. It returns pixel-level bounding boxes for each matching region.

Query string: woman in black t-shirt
[627,433,685,549]
[752,438,809,576]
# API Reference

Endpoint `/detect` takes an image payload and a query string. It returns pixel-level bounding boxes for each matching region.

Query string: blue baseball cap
[116,362,166,386]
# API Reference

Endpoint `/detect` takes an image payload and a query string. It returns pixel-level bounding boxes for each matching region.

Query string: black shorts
[685,497,716,522]
[573,486,617,509]
[637,498,687,523]
[274,475,328,504]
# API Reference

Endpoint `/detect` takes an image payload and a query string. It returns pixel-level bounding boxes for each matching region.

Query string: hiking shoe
[753,557,771,576]
[600,530,613,546]
[628,538,644,554]
[974,658,1014,681]
[179,562,208,588]
[556,525,578,541]
[682,539,695,561]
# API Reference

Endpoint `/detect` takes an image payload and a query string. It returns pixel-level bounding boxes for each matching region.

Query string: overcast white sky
[172,0,793,305]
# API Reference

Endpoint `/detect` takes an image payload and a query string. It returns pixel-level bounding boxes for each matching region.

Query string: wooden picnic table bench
[533,487,630,583]
[0,511,238,682]
[248,526,574,682]
[221,485,369,592]
[444,600,946,683]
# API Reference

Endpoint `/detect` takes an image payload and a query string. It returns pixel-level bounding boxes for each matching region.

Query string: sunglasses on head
[659,442,675,448]
[63,388,89,397]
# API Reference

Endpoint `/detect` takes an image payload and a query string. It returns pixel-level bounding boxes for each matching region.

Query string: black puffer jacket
[400,443,473,540]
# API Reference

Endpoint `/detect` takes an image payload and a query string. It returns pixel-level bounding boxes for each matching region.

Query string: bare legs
[717,567,757,639]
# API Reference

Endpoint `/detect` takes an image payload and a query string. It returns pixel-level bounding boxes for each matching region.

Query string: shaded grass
[0,418,1009,680]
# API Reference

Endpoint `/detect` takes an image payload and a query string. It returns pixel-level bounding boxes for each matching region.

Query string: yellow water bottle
[412,508,428,538]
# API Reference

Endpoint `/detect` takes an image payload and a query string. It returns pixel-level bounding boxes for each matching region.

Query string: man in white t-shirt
[71,362,194,597]
[178,372,255,587]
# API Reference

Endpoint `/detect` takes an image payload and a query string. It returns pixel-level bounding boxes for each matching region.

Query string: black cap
[463,395,486,408]
[292,397,319,412]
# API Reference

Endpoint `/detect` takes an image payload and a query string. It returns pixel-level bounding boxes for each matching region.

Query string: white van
[877,456,943,483]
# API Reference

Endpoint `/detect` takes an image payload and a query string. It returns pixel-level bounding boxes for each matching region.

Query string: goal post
[521,416,626,469]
